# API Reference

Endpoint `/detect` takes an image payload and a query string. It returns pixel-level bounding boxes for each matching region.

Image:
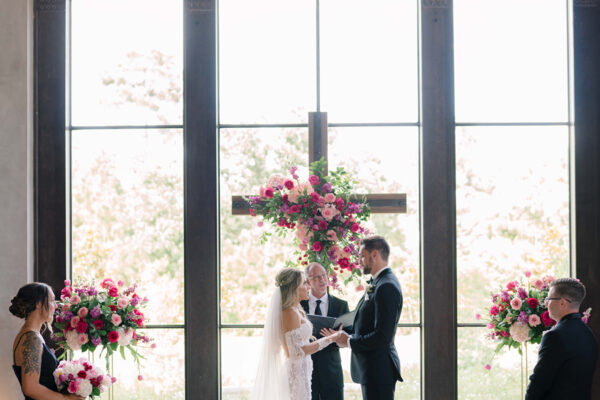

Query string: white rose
[509,322,531,343]
[65,330,82,351]
[76,379,93,397]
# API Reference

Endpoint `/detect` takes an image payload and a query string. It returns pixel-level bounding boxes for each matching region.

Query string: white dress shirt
[308,292,329,316]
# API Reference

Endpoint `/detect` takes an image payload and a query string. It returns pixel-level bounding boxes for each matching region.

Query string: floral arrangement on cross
[246,159,371,287]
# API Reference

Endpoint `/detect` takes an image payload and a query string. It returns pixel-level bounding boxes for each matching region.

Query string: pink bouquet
[53,358,115,398]
[247,159,371,286]
[53,278,153,366]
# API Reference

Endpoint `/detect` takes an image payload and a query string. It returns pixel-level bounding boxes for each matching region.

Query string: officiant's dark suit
[301,293,349,400]
[525,312,598,400]
[350,267,403,400]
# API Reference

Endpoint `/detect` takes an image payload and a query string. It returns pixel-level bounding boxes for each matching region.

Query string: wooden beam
[309,111,328,173]
[184,0,218,398]
[232,193,407,215]
[421,0,457,399]
[573,1,600,397]
[34,0,66,294]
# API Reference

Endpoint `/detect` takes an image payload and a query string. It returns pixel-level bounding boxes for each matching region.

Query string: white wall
[0,0,33,398]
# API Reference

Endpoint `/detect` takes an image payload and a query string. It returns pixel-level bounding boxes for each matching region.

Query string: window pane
[458,327,539,400]
[222,327,420,399]
[329,127,420,323]
[454,0,568,122]
[220,128,309,324]
[320,0,419,123]
[75,328,184,400]
[456,127,569,323]
[71,0,183,125]
[219,0,316,124]
[71,129,184,325]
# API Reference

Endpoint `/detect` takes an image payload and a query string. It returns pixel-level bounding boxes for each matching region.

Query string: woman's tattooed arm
[20,331,43,375]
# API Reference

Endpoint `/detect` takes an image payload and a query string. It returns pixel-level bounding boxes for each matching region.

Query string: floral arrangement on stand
[54,358,116,398]
[54,278,154,375]
[246,159,371,287]
[482,272,592,395]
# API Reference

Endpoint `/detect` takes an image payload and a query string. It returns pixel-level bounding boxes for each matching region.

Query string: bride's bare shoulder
[282,307,301,332]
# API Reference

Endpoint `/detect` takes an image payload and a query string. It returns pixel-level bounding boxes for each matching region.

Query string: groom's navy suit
[525,313,598,400]
[301,294,349,400]
[349,267,403,400]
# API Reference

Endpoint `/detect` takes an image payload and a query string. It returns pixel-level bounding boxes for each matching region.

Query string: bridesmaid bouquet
[54,358,116,398]
[53,278,153,366]
[246,159,371,286]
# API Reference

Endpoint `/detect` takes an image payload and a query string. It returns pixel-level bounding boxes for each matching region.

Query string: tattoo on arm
[20,332,42,375]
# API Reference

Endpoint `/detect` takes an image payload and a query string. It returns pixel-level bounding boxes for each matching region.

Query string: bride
[251,267,342,400]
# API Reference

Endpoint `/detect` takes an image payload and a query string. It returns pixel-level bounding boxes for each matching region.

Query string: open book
[307,311,355,338]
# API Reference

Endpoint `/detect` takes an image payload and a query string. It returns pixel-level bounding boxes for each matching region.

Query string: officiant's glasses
[308,273,327,281]
[544,297,572,303]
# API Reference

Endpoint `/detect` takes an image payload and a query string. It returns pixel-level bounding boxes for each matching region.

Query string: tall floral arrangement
[247,159,371,286]
[54,278,153,371]
[484,273,592,361]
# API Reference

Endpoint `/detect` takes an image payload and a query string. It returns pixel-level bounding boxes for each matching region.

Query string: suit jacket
[349,268,403,385]
[525,313,598,400]
[301,294,350,390]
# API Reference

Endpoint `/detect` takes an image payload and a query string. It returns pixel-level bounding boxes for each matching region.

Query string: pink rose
[284,179,294,190]
[138,375,144,381]
[544,275,555,284]
[117,297,129,310]
[506,281,518,291]
[310,192,321,203]
[484,364,491,370]
[70,295,81,305]
[528,314,541,327]
[70,316,80,328]
[320,205,339,221]
[77,307,88,318]
[312,241,323,252]
[356,284,365,292]
[259,186,266,198]
[111,314,122,326]
[68,381,79,394]
[510,297,523,310]
[532,279,545,290]
[108,286,119,297]
[326,230,338,242]
[308,175,320,185]
[489,305,499,316]
[78,333,89,344]
[524,271,532,277]
[264,187,274,199]
[324,193,336,203]
[475,313,481,320]
[62,303,71,312]
[350,222,360,233]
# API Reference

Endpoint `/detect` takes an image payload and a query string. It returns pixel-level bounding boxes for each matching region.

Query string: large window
[218,0,420,398]
[454,1,572,398]
[68,1,184,398]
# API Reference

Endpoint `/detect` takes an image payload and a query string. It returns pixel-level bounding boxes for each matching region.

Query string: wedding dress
[251,288,332,400]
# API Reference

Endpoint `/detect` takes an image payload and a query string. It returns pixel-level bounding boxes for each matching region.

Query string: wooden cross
[232,112,407,215]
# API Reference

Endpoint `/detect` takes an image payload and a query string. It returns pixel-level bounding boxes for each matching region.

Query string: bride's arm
[282,311,340,356]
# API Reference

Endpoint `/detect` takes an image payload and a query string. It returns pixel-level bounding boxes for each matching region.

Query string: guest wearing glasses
[526,277,598,400]
[300,262,349,400]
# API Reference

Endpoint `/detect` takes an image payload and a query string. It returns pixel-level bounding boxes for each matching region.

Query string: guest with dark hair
[525,277,598,400]
[10,282,83,400]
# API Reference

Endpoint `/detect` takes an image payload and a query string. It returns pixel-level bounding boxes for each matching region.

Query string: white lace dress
[284,309,314,400]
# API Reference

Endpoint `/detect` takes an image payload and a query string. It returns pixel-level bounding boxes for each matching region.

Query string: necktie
[315,299,322,316]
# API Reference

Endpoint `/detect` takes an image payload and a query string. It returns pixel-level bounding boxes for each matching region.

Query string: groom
[333,236,403,400]
[301,262,349,400]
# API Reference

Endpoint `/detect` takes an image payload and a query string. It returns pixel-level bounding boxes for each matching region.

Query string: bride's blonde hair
[275,268,304,310]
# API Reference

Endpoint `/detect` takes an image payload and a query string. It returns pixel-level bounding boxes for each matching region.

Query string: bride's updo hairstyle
[9,282,53,320]
[275,268,304,310]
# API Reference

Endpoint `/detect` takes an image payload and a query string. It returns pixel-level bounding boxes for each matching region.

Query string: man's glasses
[544,297,572,303]
[308,273,327,281]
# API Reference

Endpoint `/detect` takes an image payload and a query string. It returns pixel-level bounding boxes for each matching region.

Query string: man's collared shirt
[308,292,329,316]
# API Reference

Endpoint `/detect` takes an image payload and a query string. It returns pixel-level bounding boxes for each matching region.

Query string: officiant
[301,262,350,400]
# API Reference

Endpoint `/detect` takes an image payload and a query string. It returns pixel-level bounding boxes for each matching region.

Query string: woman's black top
[12,331,59,400]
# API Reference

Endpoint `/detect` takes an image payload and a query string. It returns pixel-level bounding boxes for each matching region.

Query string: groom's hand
[321,326,350,347]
